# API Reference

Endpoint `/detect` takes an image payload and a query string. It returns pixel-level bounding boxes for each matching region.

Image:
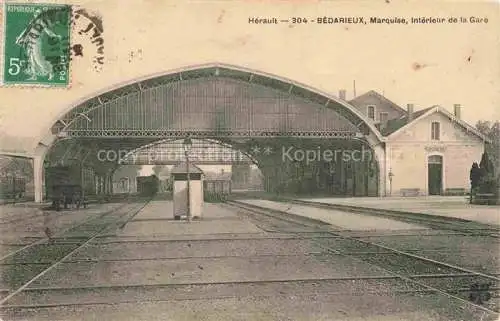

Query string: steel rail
[0,201,150,306]
[0,241,85,246]
[0,252,327,265]
[226,200,500,315]
[344,232,471,237]
[91,235,339,244]
[289,199,500,237]
[229,200,500,281]
[342,237,500,281]
[0,211,52,226]
[0,205,96,226]
[281,229,473,236]
[0,271,494,293]
[0,202,131,262]
[117,197,155,229]
[0,289,468,310]
[230,202,330,232]
[1,280,498,310]
[310,236,500,315]
[95,231,278,239]
[0,199,497,313]
[0,199,30,207]
[1,246,481,266]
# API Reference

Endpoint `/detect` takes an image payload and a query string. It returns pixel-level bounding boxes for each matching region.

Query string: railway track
[0,198,151,307]
[0,202,51,226]
[1,277,499,309]
[286,198,500,238]
[225,200,500,317]
[0,194,132,227]
[0,199,30,206]
[0,201,135,262]
[0,197,497,321]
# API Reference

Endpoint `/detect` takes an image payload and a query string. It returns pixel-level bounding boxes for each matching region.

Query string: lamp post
[388,168,394,197]
[183,137,193,222]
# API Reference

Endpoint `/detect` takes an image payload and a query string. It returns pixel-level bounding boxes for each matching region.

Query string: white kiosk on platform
[171,162,204,220]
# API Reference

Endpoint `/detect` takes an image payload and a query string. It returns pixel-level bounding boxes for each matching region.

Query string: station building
[348,90,488,196]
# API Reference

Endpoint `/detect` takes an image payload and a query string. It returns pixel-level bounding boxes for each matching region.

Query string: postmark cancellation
[2,2,71,87]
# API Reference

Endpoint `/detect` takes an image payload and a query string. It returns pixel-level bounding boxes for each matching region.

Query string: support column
[103,175,107,194]
[373,143,387,197]
[109,175,113,194]
[96,175,103,194]
[106,175,111,194]
[33,140,51,203]
[34,156,44,203]
[100,176,104,194]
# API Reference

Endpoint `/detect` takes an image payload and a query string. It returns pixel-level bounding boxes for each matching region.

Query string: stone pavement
[118,200,264,237]
[299,196,500,227]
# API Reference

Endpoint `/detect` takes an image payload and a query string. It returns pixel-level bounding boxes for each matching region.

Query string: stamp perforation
[0,0,73,89]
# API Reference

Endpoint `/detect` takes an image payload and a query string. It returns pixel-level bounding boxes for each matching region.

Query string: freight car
[0,176,26,199]
[45,165,88,210]
[136,175,159,196]
[203,178,231,202]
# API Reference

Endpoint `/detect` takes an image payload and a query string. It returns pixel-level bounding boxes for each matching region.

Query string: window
[379,112,389,123]
[431,122,440,140]
[367,105,376,120]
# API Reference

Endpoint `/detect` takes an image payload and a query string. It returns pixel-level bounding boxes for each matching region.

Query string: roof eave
[386,106,492,143]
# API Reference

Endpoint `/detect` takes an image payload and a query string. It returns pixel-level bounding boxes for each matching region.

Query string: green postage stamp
[2,3,71,86]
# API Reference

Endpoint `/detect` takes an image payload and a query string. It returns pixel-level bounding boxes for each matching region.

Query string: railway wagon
[203,179,231,202]
[45,165,87,210]
[0,176,26,199]
[136,175,159,196]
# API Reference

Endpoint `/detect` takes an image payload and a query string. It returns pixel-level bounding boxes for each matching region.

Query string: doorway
[428,155,443,195]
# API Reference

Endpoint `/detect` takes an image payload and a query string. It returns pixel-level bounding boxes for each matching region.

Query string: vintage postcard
[0,0,498,320]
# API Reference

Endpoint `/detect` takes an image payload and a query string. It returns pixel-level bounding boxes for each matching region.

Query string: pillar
[96,175,103,194]
[100,176,104,194]
[373,143,386,197]
[34,156,44,203]
[107,175,112,194]
[109,175,113,194]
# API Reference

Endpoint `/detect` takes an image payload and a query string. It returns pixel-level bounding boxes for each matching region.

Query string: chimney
[407,104,414,122]
[454,104,461,119]
[339,89,346,100]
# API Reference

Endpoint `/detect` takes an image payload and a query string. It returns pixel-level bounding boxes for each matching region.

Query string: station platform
[297,196,500,227]
[238,199,428,231]
[118,200,264,237]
